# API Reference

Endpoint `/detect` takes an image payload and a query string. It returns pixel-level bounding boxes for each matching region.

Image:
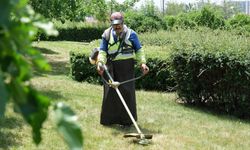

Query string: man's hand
[97,62,104,75]
[141,63,149,75]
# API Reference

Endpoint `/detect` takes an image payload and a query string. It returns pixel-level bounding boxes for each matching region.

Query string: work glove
[141,63,149,75]
[97,62,104,75]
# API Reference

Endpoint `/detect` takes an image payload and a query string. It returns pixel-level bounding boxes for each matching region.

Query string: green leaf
[17,87,50,144]
[10,79,28,104]
[53,102,83,150]
[15,55,32,81]
[0,73,8,117]
[0,0,11,25]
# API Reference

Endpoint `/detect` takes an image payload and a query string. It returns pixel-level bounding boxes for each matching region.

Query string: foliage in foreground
[0,0,83,149]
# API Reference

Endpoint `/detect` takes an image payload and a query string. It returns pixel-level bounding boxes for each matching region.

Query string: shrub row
[69,29,250,118]
[69,51,175,91]
[128,6,250,35]
[70,52,250,118]
[171,51,250,118]
[169,29,250,118]
[37,6,250,42]
[38,21,109,42]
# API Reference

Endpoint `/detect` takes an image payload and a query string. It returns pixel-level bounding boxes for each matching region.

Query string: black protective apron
[100,58,137,126]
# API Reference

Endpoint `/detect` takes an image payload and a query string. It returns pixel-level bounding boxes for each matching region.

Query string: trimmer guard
[124,133,153,139]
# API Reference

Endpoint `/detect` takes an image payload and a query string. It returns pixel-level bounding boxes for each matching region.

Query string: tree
[221,0,240,19]
[107,0,140,13]
[0,0,83,149]
[140,0,160,17]
[29,0,86,22]
[84,0,108,22]
[29,0,109,22]
[165,2,186,16]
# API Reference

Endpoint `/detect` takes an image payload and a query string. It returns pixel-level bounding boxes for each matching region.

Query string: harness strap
[107,31,127,61]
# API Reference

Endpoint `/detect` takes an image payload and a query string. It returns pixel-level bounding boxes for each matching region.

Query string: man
[97,12,149,127]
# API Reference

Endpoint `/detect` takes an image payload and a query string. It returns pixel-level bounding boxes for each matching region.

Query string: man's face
[112,23,123,35]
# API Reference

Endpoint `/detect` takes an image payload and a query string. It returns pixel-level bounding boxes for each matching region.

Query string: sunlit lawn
[0,41,250,150]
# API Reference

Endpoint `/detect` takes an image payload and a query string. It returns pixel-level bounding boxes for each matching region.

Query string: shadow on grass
[32,46,70,76]
[110,125,156,146]
[0,117,24,148]
[0,131,22,149]
[33,46,59,55]
[102,124,159,140]
[33,57,70,76]
[179,102,250,124]
[0,117,24,129]
[40,90,65,102]
[47,60,70,76]
[0,91,65,149]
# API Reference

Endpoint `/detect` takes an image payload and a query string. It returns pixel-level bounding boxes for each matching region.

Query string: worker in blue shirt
[97,12,149,127]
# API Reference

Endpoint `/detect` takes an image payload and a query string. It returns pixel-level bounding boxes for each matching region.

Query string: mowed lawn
[0,41,250,150]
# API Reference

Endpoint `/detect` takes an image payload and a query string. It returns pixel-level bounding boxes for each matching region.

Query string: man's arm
[97,37,108,75]
[129,31,149,75]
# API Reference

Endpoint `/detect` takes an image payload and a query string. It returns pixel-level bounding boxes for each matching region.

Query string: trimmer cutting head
[124,133,153,139]
[134,138,150,145]
[124,133,153,145]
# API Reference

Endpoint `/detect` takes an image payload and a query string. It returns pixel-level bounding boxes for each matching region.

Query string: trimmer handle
[99,63,114,82]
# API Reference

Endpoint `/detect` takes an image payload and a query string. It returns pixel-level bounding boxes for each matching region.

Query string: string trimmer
[100,64,153,145]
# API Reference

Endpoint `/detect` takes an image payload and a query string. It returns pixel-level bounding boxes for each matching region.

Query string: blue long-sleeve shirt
[97,26,146,64]
[99,28,142,52]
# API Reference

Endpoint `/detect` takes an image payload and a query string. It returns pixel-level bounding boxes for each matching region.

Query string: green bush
[172,52,250,118]
[136,58,175,91]
[195,6,225,29]
[139,30,174,46]
[227,13,250,36]
[69,52,101,83]
[69,29,250,118]
[125,11,165,33]
[38,21,109,42]
[69,52,175,91]
[69,32,175,91]
[164,15,177,30]
[228,13,250,27]
[173,6,225,30]
[176,11,198,29]
[69,40,101,83]
[170,29,250,118]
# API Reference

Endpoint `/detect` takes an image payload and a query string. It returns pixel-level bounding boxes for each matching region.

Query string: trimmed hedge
[172,52,250,118]
[69,52,100,83]
[170,29,250,118]
[227,13,250,36]
[38,21,109,42]
[69,51,175,91]
[69,29,250,118]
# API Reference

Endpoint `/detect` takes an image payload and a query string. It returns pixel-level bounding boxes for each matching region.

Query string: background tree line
[32,0,249,41]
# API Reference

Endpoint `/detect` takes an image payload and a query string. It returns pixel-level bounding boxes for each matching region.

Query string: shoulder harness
[103,27,134,61]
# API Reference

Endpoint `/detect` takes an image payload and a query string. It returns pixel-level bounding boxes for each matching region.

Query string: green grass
[1,41,250,150]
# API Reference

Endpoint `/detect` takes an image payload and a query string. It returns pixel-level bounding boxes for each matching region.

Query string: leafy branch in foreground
[0,0,83,149]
